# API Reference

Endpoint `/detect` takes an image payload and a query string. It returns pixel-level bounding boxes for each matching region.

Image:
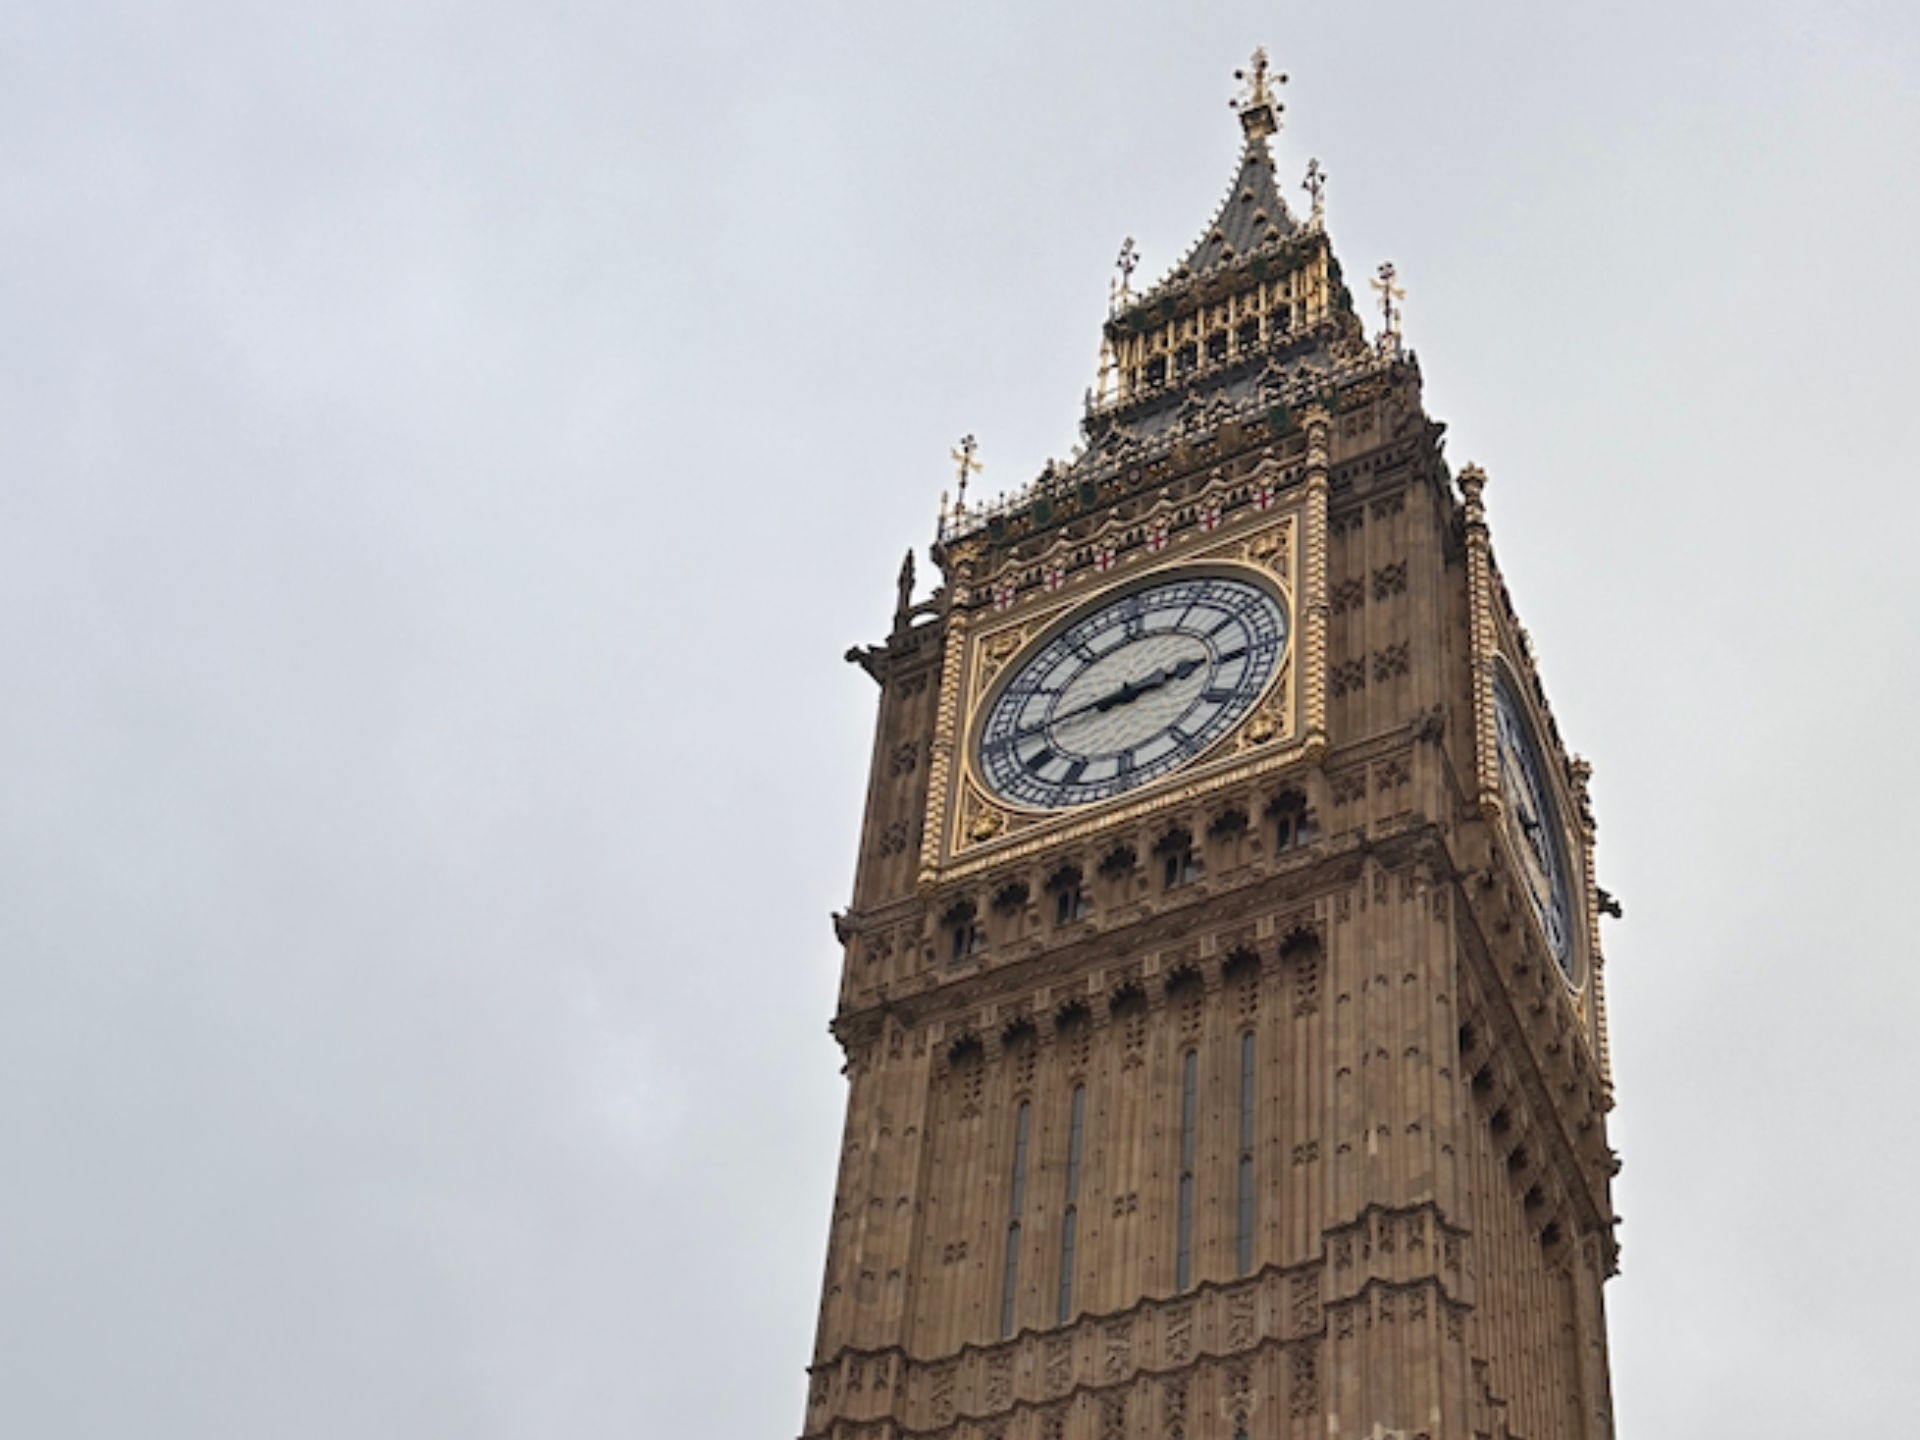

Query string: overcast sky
[2,2,1917,1436]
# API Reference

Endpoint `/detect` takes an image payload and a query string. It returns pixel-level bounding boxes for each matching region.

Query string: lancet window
[1057,1084,1085,1324]
[1000,1100,1031,1338]
[1175,1048,1199,1290]
[1236,1030,1257,1275]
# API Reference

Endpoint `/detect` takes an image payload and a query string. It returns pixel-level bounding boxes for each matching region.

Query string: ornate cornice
[837,814,1452,1042]
[935,350,1407,566]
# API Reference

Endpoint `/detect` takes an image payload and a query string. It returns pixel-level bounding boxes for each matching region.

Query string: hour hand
[1092,675,1146,713]
[1093,654,1206,713]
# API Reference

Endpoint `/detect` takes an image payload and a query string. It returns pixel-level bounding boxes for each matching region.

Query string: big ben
[809,52,1620,1440]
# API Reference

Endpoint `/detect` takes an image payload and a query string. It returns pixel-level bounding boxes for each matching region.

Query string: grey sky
[1,2,1915,1436]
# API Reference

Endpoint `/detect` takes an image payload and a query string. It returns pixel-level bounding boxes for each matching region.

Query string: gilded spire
[1231,47,1286,140]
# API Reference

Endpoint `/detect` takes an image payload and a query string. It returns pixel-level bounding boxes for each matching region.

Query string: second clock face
[975,570,1288,811]
[1491,664,1574,979]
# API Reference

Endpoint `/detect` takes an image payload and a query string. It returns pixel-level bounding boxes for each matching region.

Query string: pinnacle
[1175,133,1299,280]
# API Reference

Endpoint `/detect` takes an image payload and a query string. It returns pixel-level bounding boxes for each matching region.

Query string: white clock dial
[974,570,1288,811]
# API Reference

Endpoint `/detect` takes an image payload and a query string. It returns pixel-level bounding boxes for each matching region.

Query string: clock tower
[810,55,1620,1440]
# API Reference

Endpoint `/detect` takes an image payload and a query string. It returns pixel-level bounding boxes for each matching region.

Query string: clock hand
[1092,673,1151,713]
[1009,653,1215,744]
[1064,653,1208,724]
[1171,653,1208,679]
[1030,670,1160,732]
[1039,686,1130,731]
[1093,653,1210,711]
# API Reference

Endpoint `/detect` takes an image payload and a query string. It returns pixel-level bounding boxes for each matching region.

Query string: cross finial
[1235,47,1274,107]
[950,434,982,512]
[1110,237,1139,311]
[1303,158,1326,227]
[1231,47,1287,140]
[1372,262,1406,356]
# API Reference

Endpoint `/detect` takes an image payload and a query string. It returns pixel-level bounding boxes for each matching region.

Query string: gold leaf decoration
[960,780,1007,844]
[977,630,1025,693]
[1246,526,1290,573]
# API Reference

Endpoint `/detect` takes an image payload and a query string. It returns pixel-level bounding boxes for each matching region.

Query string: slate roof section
[1177,136,1297,277]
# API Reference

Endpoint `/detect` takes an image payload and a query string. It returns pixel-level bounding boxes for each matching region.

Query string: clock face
[1491,665,1575,980]
[974,570,1288,811]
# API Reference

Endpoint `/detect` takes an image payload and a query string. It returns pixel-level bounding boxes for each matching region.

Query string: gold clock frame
[919,500,1321,887]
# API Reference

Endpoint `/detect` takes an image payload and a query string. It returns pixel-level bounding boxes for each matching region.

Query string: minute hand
[1040,654,1209,732]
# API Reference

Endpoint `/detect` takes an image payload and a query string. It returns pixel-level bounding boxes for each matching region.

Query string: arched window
[1157,828,1199,891]
[1236,1030,1256,1276]
[1176,1048,1199,1290]
[1047,865,1089,926]
[943,900,984,962]
[1097,844,1137,898]
[1000,1100,1030,1338]
[1270,788,1315,852]
[1057,1084,1085,1324]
